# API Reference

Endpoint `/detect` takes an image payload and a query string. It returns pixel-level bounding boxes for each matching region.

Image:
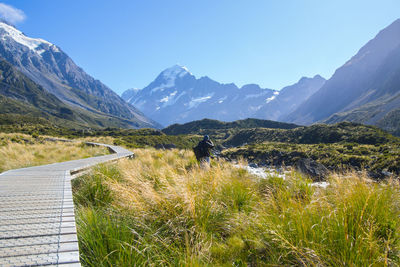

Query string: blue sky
[1,1,400,94]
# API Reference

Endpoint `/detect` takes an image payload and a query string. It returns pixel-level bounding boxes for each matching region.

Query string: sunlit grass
[73,148,400,266]
[79,136,116,146]
[0,133,110,173]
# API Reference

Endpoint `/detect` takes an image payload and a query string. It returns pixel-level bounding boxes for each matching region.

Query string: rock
[249,163,258,168]
[164,144,177,149]
[367,171,382,180]
[295,158,328,181]
[381,170,393,177]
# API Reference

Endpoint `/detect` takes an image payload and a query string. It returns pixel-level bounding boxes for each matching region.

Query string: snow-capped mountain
[255,75,326,121]
[0,21,158,128]
[122,65,276,126]
[122,65,323,126]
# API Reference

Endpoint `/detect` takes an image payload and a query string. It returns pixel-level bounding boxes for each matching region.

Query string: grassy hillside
[162,118,299,135]
[377,108,400,136]
[162,119,397,148]
[0,133,109,173]
[0,123,202,150]
[214,122,400,178]
[222,122,398,147]
[162,120,400,178]
[222,142,400,177]
[73,149,400,266]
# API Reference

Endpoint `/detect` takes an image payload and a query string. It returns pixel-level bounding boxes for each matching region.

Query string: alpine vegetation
[73,148,400,266]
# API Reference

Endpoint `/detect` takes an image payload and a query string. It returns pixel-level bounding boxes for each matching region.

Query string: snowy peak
[149,64,194,93]
[0,21,159,128]
[0,22,59,55]
[160,64,192,79]
[157,64,192,84]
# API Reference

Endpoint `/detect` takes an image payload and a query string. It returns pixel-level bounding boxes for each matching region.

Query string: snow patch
[160,96,169,103]
[265,91,279,103]
[157,91,186,108]
[36,49,45,55]
[218,96,227,104]
[0,22,58,55]
[187,93,214,109]
[160,91,177,103]
[266,95,276,103]
[181,66,192,75]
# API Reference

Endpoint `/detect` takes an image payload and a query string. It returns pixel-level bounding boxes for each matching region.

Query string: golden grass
[74,148,400,266]
[0,133,110,173]
[78,136,115,145]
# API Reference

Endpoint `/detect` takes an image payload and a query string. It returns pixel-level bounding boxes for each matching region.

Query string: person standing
[194,135,215,166]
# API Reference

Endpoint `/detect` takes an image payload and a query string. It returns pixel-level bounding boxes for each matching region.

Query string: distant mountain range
[122,65,325,126]
[0,21,159,129]
[1,17,399,135]
[123,19,400,135]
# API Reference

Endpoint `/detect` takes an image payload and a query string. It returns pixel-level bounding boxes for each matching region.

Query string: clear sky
[1,1,400,94]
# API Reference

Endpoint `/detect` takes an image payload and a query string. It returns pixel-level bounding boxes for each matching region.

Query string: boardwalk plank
[0,142,133,266]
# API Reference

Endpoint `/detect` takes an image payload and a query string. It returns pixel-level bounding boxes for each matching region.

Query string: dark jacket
[198,139,214,157]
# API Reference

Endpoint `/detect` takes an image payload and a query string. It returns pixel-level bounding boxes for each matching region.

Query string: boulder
[249,163,258,168]
[295,158,328,181]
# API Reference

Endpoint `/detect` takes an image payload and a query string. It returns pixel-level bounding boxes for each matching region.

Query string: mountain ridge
[0,57,159,129]
[122,65,324,127]
[285,18,400,135]
[0,22,159,128]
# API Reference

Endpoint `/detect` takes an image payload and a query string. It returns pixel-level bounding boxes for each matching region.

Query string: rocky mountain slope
[286,19,400,135]
[0,21,158,128]
[0,58,149,129]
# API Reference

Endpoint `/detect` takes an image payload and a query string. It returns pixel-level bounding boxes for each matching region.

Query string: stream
[235,164,329,188]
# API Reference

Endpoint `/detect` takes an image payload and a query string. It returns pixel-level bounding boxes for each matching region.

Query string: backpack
[193,144,202,161]
[193,141,207,161]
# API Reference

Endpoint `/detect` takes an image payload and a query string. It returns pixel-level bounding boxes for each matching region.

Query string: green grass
[222,141,400,177]
[72,149,400,266]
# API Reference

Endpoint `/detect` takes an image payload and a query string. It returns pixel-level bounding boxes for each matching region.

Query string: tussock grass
[73,148,400,266]
[79,136,116,146]
[0,133,109,173]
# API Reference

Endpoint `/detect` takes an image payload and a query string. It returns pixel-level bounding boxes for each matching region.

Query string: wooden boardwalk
[0,142,133,266]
